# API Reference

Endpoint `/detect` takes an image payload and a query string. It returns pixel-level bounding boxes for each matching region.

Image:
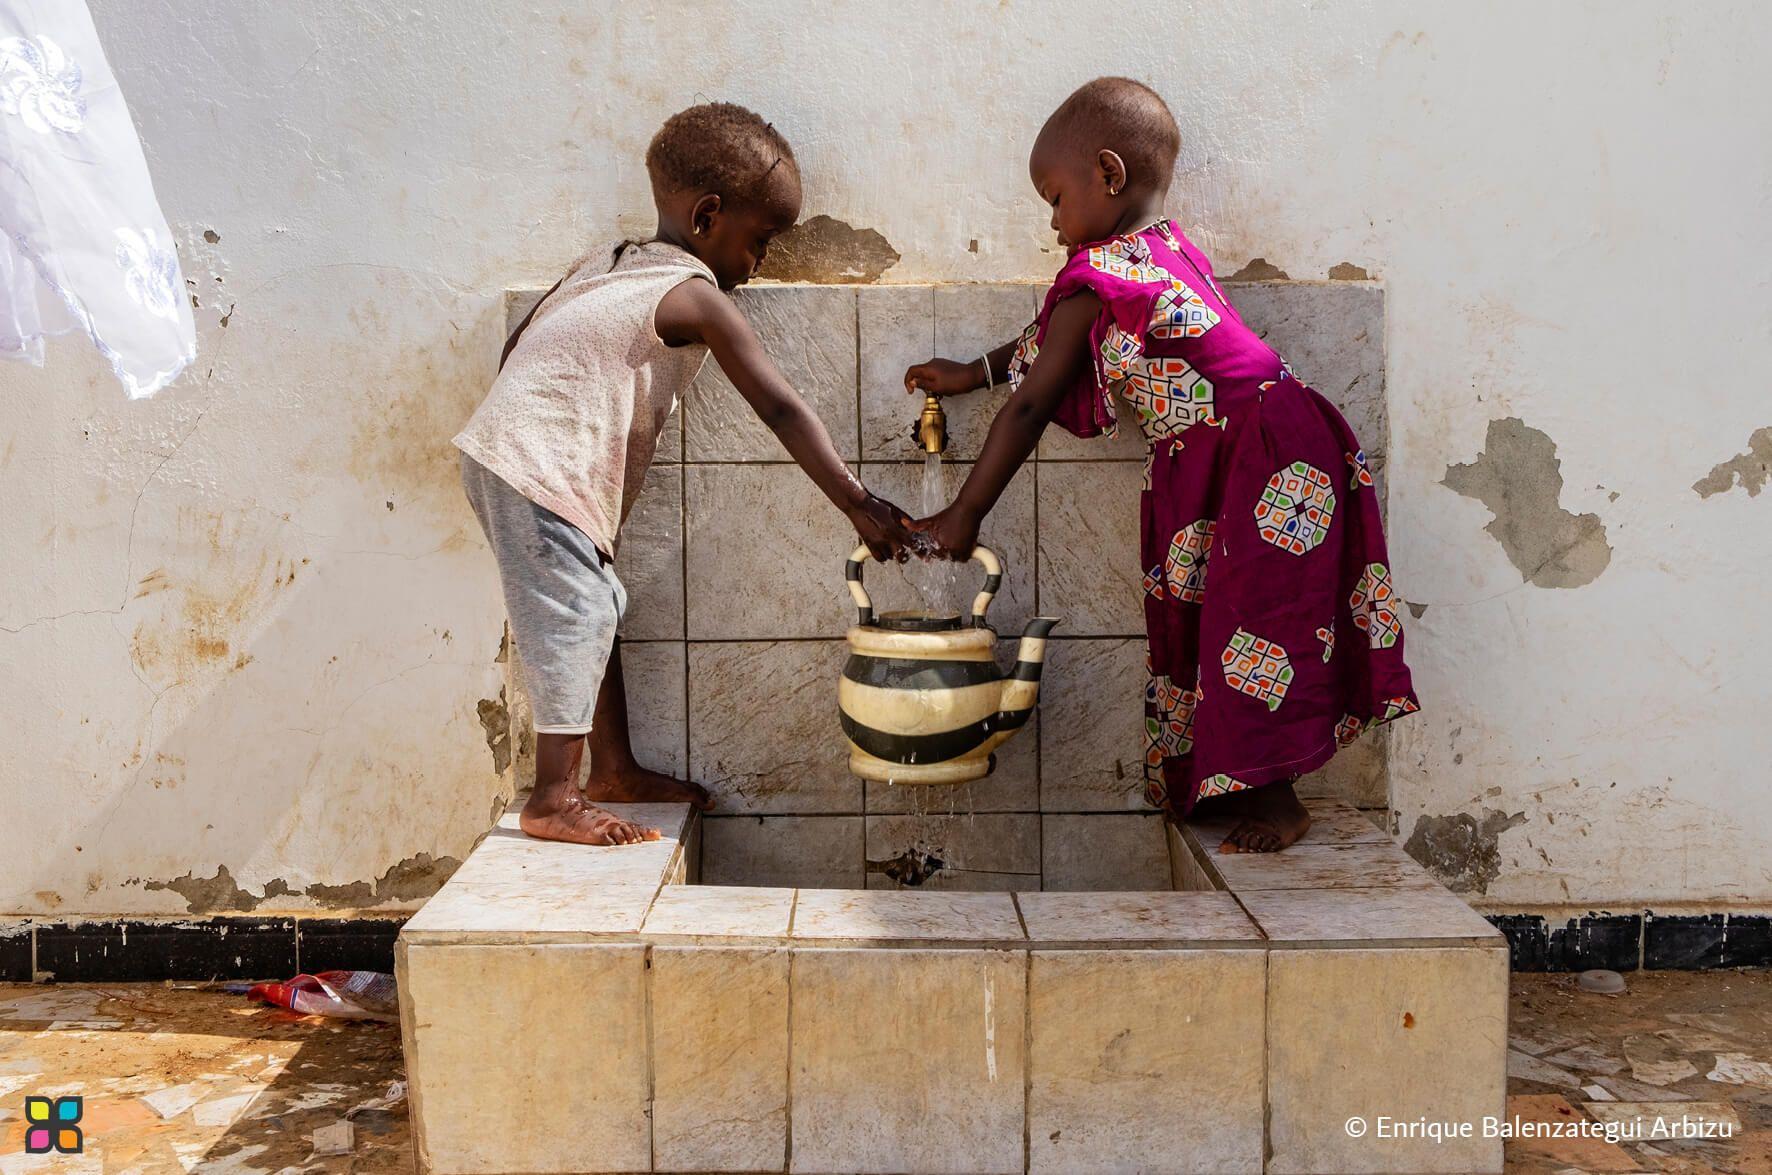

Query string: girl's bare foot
[519,791,660,846]
[585,760,714,811]
[1219,778,1311,853]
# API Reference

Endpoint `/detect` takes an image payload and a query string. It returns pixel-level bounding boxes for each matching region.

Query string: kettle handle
[845,544,1002,628]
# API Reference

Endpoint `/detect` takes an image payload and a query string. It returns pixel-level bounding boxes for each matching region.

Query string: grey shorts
[461,452,627,735]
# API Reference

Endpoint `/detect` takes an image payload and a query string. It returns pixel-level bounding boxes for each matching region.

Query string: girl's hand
[904,357,987,398]
[849,493,913,562]
[909,502,982,562]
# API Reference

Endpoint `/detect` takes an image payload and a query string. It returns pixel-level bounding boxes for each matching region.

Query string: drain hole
[867,849,947,887]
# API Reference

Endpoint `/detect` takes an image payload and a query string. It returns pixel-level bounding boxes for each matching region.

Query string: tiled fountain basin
[397,798,1505,1174]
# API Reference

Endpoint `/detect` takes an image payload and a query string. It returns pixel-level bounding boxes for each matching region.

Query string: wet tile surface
[1239,883,1504,945]
[1017,891,1261,944]
[790,888,1025,945]
[641,884,796,942]
[1210,840,1442,892]
[864,813,1039,891]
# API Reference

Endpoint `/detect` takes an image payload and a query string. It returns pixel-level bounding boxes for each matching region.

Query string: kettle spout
[1001,617,1060,713]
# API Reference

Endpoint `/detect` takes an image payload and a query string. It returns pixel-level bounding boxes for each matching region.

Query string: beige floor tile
[1267,946,1508,1173]
[1038,638,1150,811]
[687,640,861,814]
[652,946,790,1172]
[791,888,1025,945]
[402,943,648,1173]
[1036,461,1145,635]
[641,884,795,943]
[865,812,1039,891]
[1183,797,1390,848]
[700,815,864,889]
[400,880,659,943]
[1211,840,1440,892]
[1029,949,1265,1173]
[1239,884,1503,945]
[1042,813,1171,890]
[790,947,1026,1173]
[613,465,683,640]
[1167,823,1222,892]
[684,284,858,462]
[684,465,860,639]
[1017,890,1259,945]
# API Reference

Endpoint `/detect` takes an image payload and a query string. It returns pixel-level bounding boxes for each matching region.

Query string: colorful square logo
[24,1095,83,1154]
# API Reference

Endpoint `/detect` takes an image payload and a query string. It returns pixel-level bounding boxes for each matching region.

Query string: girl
[457,103,910,846]
[906,78,1418,852]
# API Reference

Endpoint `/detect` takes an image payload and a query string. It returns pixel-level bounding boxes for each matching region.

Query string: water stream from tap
[902,450,961,617]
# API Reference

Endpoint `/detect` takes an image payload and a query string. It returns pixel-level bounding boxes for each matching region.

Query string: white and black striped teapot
[838,544,1059,785]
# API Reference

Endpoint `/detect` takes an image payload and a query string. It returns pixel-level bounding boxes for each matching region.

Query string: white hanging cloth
[0,0,194,399]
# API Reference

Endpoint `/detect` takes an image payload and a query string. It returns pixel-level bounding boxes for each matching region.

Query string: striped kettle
[839,544,1059,785]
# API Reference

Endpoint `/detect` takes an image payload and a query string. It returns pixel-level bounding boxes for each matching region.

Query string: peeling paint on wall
[755,215,900,282]
[1404,809,1527,893]
[1226,257,1290,281]
[139,853,462,913]
[1692,426,1772,499]
[303,853,462,907]
[476,688,512,774]
[1327,262,1370,280]
[1442,417,1612,588]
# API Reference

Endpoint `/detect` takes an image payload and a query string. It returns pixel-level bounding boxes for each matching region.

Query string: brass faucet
[913,394,948,454]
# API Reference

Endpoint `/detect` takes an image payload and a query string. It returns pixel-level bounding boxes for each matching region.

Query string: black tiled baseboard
[1489,911,1772,972]
[1,910,1766,980]
[4,916,408,982]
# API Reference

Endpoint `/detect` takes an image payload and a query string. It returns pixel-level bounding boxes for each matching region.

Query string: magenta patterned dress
[1007,220,1420,818]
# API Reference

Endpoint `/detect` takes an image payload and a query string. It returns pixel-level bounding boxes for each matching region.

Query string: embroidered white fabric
[0,0,194,398]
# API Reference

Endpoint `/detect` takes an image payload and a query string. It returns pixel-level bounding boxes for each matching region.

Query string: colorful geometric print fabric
[1011,220,1421,817]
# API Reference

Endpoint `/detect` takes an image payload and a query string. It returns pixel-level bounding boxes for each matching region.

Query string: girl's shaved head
[1039,77,1181,187]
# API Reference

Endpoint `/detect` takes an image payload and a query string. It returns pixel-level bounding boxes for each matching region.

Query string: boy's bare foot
[1218,779,1311,853]
[585,760,715,811]
[520,791,660,846]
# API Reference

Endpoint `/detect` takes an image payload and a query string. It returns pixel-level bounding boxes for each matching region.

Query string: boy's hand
[905,357,987,398]
[849,493,913,562]
[909,502,982,562]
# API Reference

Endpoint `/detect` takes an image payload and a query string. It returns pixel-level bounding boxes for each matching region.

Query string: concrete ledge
[398,796,1506,1173]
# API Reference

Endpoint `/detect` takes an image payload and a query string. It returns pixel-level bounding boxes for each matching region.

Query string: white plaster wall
[2,0,1767,912]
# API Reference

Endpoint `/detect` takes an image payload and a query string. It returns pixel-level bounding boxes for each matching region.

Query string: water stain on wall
[755,215,900,283]
[1404,808,1527,893]
[1443,417,1612,588]
[1691,426,1772,499]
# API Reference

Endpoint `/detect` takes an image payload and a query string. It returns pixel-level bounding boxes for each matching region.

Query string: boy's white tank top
[453,240,714,555]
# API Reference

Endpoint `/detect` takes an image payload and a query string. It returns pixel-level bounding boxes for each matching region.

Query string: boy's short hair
[1047,77,1181,184]
[645,102,797,204]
